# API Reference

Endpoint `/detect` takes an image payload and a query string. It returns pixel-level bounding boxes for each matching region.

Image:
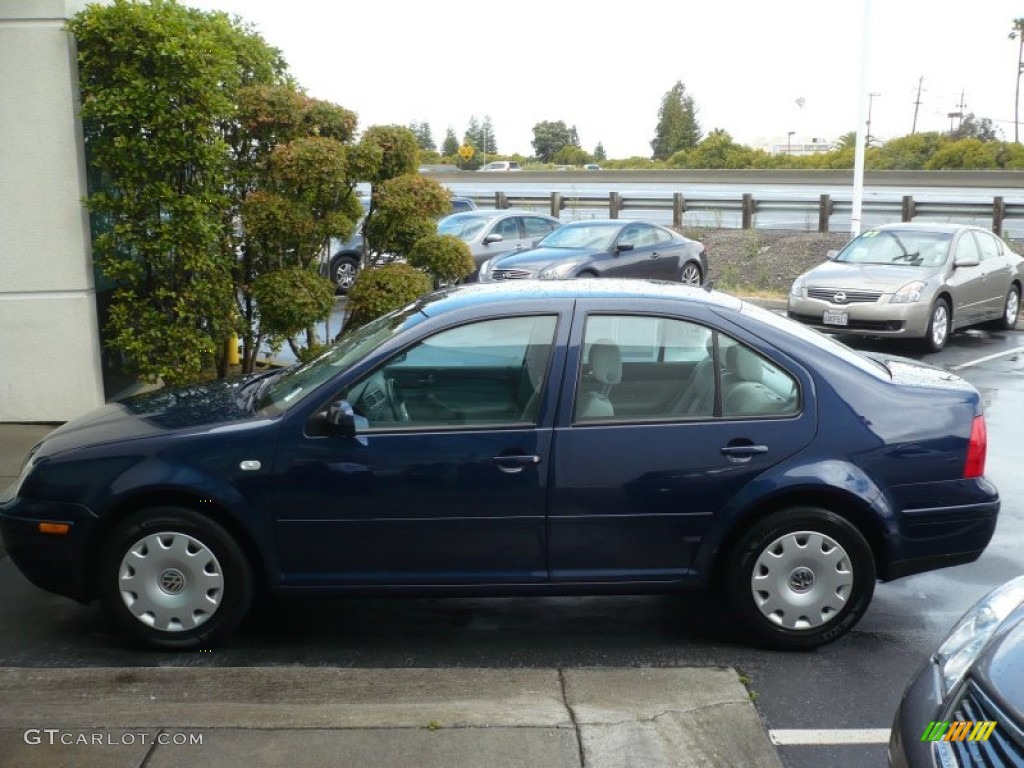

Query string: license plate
[823,310,849,326]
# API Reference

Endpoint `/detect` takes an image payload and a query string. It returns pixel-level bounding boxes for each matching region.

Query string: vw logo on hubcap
[158,568,186,595]
[833,291,847,304]
[789,567,815,593]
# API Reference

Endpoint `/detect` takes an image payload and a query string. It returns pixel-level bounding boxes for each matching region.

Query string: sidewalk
[0,667,782,768]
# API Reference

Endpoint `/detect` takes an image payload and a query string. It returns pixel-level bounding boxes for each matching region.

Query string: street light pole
[787,131,795,154]
[866,92,881,146]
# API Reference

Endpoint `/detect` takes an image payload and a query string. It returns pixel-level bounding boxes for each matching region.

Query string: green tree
[651,81,701,160]
[363,174,450,261]
[925,138,999,169]
[552,146,592,165]
[950,113,1000,142]
[667,129,754,169]
[408,121,436,152]
[872,132,944,169]
[531,120,576,162]
[441,126,459,157]
[593,142,606,161]
[70,0,286,385]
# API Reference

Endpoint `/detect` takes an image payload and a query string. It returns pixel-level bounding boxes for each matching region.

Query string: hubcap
[334,261,357,289]
[751,530,853,630]
[681,264,702,285]
[932,304,949,348]
[1007,291,1020,325]
[118,531,224,632]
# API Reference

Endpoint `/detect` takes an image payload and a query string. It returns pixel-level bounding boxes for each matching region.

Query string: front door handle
[492,454,541,474]
[651,251,660,259]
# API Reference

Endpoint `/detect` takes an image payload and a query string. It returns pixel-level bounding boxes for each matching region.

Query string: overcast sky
[185,0,1024,157]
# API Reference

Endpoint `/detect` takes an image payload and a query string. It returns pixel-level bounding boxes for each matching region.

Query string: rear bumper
[0,496,97,602]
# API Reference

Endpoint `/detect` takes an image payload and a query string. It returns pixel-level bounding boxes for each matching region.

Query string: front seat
[576,340,622,420]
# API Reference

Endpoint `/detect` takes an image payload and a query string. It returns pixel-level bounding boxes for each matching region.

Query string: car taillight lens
[964,415,987,479]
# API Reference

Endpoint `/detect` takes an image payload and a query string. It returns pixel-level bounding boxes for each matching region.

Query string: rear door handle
[651,251,660,259]
[492,454,541,474]
[720,444,768,459]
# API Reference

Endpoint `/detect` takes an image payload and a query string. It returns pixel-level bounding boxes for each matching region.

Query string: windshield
[438,214,489,241]
[256,305,425,415]
[538,223,619,250]
[835,230,952,267]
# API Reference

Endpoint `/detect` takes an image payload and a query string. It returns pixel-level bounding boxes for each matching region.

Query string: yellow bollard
[226,333,240,366]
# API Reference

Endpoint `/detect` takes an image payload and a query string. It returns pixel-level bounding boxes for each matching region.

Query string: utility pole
[911,76,923,134]
[947,89,966,134]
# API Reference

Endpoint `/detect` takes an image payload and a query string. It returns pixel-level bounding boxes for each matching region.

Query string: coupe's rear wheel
[726,507,875,650]
[922,298,951,353]
[680,262,703,285]
[330,255,359,294]
[98,507,252,650]
[995,285,1020,331]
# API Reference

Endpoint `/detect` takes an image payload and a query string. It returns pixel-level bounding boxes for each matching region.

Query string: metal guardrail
[466,190,1021,234]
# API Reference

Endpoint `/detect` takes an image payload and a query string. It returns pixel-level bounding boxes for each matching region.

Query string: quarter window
[574,315,798,423]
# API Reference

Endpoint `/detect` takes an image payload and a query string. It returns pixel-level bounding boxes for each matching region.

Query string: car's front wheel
[726,507,875,650]
[97,507,253,650]
[330,254,359,294]
[923,298,951,353]
[679,261,703,285]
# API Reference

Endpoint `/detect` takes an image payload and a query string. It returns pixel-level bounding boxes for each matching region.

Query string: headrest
[589,340,622,385]
[728,345,763,383]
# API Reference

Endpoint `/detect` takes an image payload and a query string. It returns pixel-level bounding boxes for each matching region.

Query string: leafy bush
[407,234,475,283]
[364,174,451,259]
[345,264,432,332]
[251,267,336,341]
[359,125,419,183]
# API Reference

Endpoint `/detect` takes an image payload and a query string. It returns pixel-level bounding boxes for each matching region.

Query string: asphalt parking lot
[1,321,1021,768]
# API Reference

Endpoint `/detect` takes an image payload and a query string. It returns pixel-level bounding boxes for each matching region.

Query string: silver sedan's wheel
[118,531,224,632]
[923,298,950,353]
[331,256,359,293]
[750,531,853,630]
[998,286,1020,331]
[727,506,875,649]
[680,262,703,285]
[99,507,253,649]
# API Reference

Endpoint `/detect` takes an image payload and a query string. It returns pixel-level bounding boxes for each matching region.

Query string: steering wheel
[385,377,410,421]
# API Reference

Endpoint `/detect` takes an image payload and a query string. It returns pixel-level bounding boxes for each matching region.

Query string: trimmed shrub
[408,234,475,283]
[345,264,432,332]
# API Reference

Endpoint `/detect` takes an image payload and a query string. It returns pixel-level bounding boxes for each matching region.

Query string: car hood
[971,613,1024,718]
[800,262,942,292]
[492,246,597,271]
[35,373,270,459]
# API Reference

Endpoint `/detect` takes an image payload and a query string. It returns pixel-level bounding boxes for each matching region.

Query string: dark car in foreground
[478,220,706,285]
[890,576,1024,767]
[788,222,1023,352]
[0,281,998,650]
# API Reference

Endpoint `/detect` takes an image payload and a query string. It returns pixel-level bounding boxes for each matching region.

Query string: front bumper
[788,295,932,338]
[0,496,97,603]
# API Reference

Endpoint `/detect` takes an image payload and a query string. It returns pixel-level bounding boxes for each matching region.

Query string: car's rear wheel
[97,507,252,650]
[994,285,1020,331]
[922,298,951,353]
[578,269,598,278]
[679,261,703,285]
[330,255,359,294]
[726,507,875,650]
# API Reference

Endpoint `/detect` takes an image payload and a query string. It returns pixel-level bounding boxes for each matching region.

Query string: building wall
[0,0,105,422]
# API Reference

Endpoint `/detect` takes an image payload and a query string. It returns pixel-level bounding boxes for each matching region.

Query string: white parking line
[769,728,891,746]
[950,346,1023,371]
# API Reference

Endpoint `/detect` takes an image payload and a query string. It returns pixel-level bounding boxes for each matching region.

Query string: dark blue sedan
[0,281,999,650]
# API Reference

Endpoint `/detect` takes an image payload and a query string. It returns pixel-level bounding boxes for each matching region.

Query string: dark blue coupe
[0,281,999,650]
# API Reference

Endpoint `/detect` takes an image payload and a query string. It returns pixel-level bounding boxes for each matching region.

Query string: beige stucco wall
[0,0,105,421]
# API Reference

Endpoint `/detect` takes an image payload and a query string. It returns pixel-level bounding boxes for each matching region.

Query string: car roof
[871,222,977,234]
[442,209,556,220]
[416,279,741,317]
[560,219,666,227]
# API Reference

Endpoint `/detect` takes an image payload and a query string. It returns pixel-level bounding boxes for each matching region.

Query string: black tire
[97,507,253,650]
[329,254,360,294]
[993,285,1020,331]
[679,261,703,286]
[577,270,598,278]
[726,506,875,650]
[921,297,951,353]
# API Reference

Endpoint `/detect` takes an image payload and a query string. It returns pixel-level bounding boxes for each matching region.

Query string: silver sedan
[787,222,1023,352]
[437,209,561,280]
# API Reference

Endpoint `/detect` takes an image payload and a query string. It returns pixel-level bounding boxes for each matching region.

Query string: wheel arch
[85,488,267,601]
[709,486,889,587]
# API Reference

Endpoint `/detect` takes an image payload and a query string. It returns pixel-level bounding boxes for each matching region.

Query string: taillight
[964,415,987,479]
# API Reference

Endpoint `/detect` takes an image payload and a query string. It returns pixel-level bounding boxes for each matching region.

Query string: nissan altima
[0,281,998,650]
[478,219,706,285]
[788,222,1023,352]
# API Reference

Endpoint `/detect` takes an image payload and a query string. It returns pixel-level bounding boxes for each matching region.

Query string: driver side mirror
[825,249,839,261]
[324,399,357,438]
[954,252,980,268]
[615,242,634,253]
[483,234,504,245]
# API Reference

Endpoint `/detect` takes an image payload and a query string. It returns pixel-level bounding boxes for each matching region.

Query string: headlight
[1,452,38,503]
[935,576,1024,694]
[891,280,927,304]
[537,261,580,279]
[790,277,805,298]
[478,258,495,281]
